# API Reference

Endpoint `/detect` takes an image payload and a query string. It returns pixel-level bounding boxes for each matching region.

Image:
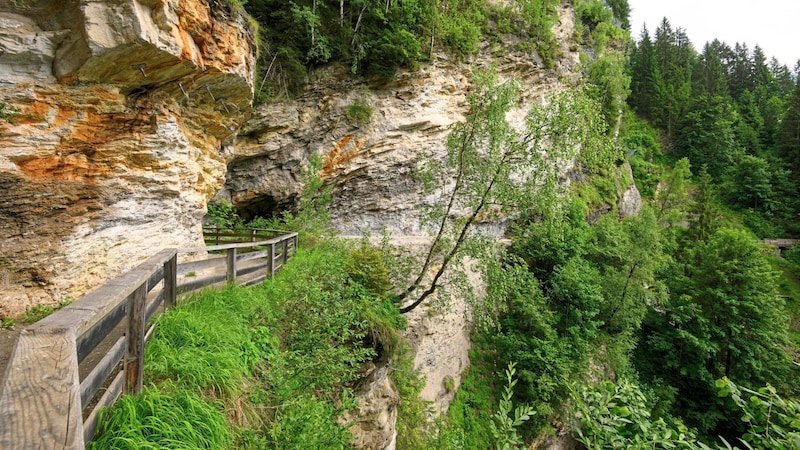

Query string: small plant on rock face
[345,99,373,125]
[0,101,19,124]
[490,363,535,450]
[1,317,15,330]
[22,299,71,324]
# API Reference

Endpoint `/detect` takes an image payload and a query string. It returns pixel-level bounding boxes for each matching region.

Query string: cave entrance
[236,195,296,223]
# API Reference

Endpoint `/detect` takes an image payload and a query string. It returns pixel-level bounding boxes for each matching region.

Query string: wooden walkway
[0,228,297,449]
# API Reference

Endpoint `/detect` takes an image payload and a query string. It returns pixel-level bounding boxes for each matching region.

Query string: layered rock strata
[0,0,255,317]
[224,4,586,235]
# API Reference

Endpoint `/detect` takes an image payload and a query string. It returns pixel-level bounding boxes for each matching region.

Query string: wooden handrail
[0,230,298,449]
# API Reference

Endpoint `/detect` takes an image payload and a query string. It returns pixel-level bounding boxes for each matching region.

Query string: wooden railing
[0,229,298,449]
[759,238,798,248]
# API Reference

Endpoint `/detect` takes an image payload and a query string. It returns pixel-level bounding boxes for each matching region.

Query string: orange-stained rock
[0,0,255,316]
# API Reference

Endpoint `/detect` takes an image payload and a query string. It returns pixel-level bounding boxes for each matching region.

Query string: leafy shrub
[206,199,242,230]
[570,379,702,449]
[785,246,800,269]
[716,377,800,449]
[347,242,391,296]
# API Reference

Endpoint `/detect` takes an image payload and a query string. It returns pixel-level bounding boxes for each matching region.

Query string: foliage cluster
[344,98,373,124]
[437,63,796,447]
[629,19,800,235]
[243,0,562,99]
[398,69,617,314]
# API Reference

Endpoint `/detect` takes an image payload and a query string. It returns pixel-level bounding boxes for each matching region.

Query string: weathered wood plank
[178,255,226,275]
[244,274,267,286]
[80,336,125,408]
[82,370,124,444]
[181,238,285,253]
[164,254,177,310]
[237,262,268,277]
[267,243,275,280]
[75,300,126,363]
[226,248,237,282]
[762,238,798,246]
[0,327,83,449]
[145,288,164,324]
[236,249,270,262]
[125,284,147,395]
[31,249,176,339]
[146,266,164,291]
[144,324,156,346]
[177,273,228,294]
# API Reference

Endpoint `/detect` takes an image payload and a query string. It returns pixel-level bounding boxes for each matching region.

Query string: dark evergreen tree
[779,77,800,178]
[628,26,661,120]
[651,19,694,139]
[693,40,730,98]
[675,95,738,179]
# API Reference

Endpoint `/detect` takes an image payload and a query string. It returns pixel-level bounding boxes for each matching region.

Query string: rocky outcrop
[341,362,400,450]
[0,0,255,317]
[223,3,584,234]
[402,255,483,416]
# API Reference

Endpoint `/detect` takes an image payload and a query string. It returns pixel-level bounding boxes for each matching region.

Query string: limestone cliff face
[0,0,255,317]
[223,4,585,235]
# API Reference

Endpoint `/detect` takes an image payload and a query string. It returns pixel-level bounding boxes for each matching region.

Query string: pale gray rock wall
[225,4,588,237]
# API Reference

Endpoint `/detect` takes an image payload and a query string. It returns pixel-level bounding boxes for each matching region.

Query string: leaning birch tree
[397,70,615,314]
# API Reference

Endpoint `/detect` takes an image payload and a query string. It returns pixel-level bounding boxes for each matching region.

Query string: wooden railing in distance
[202,227,284,247]
[0,230,298,449]
[759,238,798,247]
[179,231,298,292]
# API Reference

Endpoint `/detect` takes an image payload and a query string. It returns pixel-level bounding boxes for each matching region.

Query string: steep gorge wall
[0,0,255,317]
[225,4,585,234]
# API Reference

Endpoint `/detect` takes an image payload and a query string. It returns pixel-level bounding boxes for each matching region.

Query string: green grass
[1,317,15,329]
[91,239,407,448]
[89,383,231,450]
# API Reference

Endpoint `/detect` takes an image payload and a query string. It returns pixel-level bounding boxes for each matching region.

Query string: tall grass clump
[88,383,231,450]
[145,286,260,397]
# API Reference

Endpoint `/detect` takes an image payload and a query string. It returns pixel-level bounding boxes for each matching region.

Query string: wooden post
[282,238,289,265]
[163,253,177,310]
[124,283,147,395]
[226,248,237,282]
[251,229,256,242]
[268,243,275,279]
[293,234,299,255]
[0,327,84,449]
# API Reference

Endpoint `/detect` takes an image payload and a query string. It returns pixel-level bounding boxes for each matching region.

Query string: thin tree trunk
[602,261,639,330]
[351,1,369,47]
[396,106,482,303]
[400,144,514,314]
[311,0,317,46]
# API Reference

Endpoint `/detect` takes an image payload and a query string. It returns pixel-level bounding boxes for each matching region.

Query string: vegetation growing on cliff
[242,0,563,99]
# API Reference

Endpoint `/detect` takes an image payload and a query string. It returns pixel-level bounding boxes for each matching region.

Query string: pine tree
[779,78,800,178]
